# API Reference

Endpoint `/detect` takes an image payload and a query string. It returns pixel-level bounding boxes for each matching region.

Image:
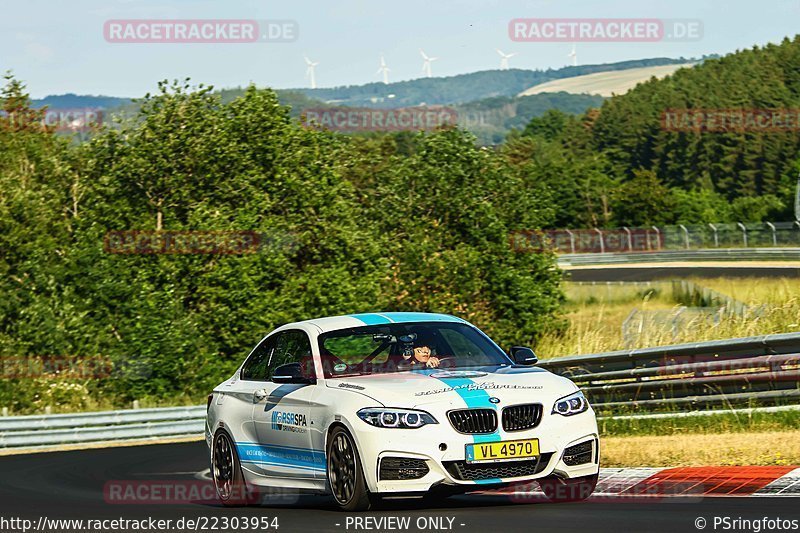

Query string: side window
[268,330,316,380]
[240,336,275,381]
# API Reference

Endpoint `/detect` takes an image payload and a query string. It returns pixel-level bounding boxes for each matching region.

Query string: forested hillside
[511,37,800,227]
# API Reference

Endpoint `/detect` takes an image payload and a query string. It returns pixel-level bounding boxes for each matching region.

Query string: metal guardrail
[539,332,800,412]
[0,406,205,448]
[557,247,800,266]
[2,333,800,447]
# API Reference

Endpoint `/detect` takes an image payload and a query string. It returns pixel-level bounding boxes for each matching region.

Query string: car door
[233,333,279,476]
[251,329,322,480]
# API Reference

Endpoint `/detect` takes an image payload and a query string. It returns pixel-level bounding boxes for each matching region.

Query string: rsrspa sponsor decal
[271,411,308,433]
[415,381,543,397]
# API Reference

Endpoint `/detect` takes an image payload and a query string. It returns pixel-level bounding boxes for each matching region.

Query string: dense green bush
[0,77,563,412]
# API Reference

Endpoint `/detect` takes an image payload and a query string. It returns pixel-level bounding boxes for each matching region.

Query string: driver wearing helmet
[402,337,441,369]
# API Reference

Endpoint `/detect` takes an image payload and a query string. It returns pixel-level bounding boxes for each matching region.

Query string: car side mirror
[272,362,314,384]
[510,346,538,365]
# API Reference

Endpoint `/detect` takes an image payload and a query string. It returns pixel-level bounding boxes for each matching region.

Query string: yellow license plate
[465,438,540,463]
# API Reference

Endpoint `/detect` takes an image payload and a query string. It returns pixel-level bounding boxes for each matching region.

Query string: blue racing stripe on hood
[435,377,499,444]
[433,375,502,484]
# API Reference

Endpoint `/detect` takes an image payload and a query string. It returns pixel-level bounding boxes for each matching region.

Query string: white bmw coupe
[206,312,599,510]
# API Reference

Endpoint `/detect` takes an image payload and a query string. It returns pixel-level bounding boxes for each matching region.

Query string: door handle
[254,389,269,401]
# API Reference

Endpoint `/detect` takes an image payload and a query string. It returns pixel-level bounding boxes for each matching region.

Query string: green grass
[537,278,800,358]
[599,409,800,437]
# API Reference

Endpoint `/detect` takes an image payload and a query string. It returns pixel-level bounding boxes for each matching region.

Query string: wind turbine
[568,44,577,66]
[420,49,438,78]
[304,56,319,89]
[496,49,516,70]
[377,54,390,84]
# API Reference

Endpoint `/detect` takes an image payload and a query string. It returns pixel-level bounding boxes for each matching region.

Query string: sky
[1,0,799,98]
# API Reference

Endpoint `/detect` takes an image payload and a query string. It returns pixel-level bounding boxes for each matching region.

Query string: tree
[611,169,676,227]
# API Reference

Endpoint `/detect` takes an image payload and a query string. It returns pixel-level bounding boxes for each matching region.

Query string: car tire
[212,429,252,506]
[539,473,598,503]
[327,426,372,511]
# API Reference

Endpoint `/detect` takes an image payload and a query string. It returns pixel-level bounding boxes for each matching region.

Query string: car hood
[324,366,577,408]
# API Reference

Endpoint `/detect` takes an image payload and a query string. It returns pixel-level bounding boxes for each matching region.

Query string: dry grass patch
[602,430,800,467]
[538,278,800,358]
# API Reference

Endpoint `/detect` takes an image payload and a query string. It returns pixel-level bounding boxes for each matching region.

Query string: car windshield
[318,322,511,378]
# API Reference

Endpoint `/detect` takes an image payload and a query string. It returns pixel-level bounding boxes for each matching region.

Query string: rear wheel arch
[211,427,254,506]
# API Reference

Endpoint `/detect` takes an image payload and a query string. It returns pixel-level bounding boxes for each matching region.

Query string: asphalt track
[0,442,798,533]
[565,265,800,281]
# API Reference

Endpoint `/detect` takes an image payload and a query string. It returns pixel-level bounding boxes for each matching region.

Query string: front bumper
[350,409,600,494]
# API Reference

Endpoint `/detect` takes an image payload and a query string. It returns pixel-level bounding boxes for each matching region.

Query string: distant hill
[32,93,133,109]
[30,57,691,113]
[292,58,693,107]
[519,63,697,97]
[28,86,603,145]
[453,92,604,145]
[27,57,698,144]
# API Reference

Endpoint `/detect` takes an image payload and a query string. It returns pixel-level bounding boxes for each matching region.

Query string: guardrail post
[565,229,576,254]
[132,400,140,410]
[1,407,7,417]
[709,223,719,247]
[44,406,52,415]
[738,222,748,247]
[593,228,605,253]
[766,222,777,247]
[651,226,661,250]
[795,221,800,245]
[623,226,633,251]
[679,224,690,249]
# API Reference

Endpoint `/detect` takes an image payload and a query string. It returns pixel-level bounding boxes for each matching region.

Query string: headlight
[552,391,589,416]
[357,408,438,429]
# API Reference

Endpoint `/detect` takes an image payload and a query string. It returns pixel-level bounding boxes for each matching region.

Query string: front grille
[379,457,430,480]
[563,440,594,466]
[444,453,553,481]
[502,404,543,431]
[448,409,498,434]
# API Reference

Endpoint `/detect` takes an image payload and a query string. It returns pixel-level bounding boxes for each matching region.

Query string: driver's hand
[426,357,440,368]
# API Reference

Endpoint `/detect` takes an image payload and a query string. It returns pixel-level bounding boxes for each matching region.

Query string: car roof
[295,312,469,334]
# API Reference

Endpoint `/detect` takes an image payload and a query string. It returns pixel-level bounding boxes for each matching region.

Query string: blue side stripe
[236,443,325,470]
[245,461,323,471]
[236,441,320,451]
